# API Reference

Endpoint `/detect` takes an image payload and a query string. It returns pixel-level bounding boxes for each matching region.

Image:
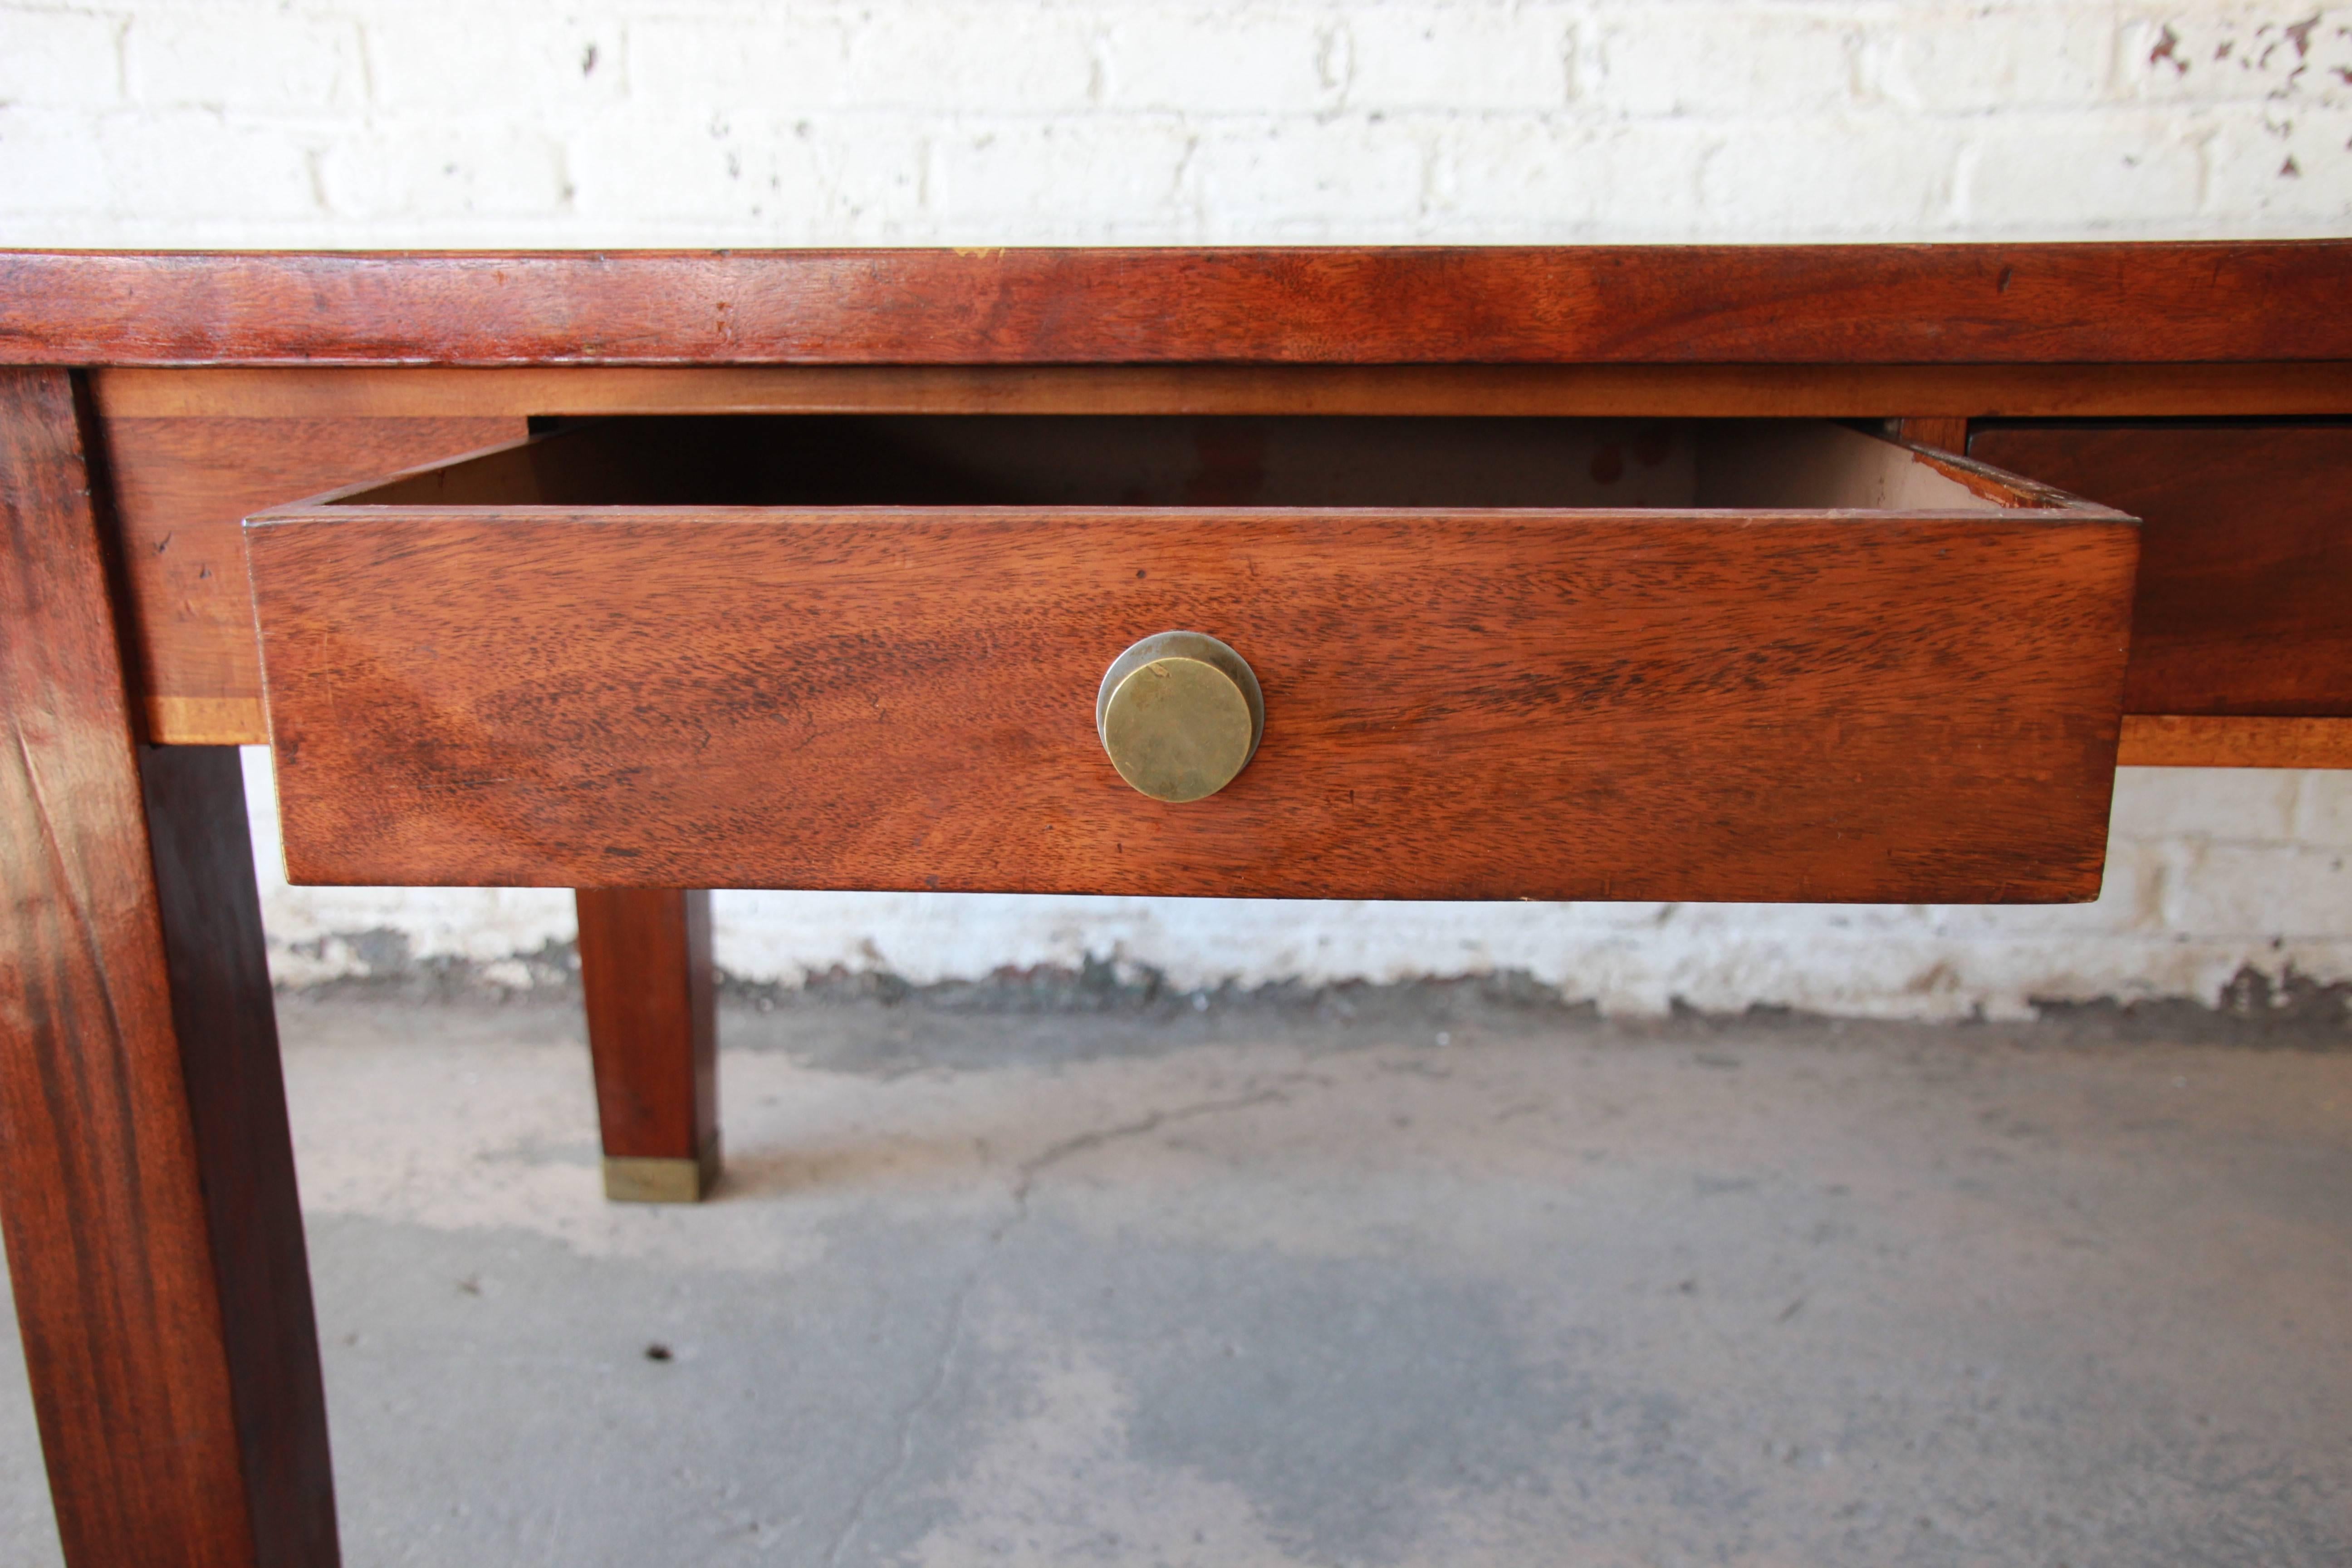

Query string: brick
[125,7,363,113]
[363,8,627,114]
[1345,4,1575,113]
[2293,771,2352,848]
[1959,111,2206,228]
[317,122,569,221]
[0,7,122,105]
[1696,113,1959,235]
[565,109,829,227]
[1099,7,1341,116]
[1589,7,1864,119]
[0,104,109,212]
[2158,840,2352,939]
[839,10,1101,113]
[567,110,930,241]
[95,108,318,220]
[2108,764,2301,843]
[927,114,1201,237]
[628,14,855,110]
[2118,7,2352,105]
[641,9,1104,117]
[812,118,952,240]
[1428,115,1716,238]
[2200,101,2352,223]
[1186,114,1432,239]
[1860,3,2115,113]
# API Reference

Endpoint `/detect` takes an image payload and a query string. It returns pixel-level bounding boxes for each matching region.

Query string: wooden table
[2,245,2348,1567]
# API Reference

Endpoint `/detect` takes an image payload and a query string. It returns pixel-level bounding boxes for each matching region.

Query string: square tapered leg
[575,888,720,1202]
[0,368,338,1567]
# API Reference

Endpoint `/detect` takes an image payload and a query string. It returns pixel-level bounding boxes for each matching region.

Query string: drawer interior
[328,415,2064,515]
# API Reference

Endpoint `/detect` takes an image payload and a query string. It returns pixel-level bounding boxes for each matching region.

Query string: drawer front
[1970,421,2352,718]
[246,438,2136,903]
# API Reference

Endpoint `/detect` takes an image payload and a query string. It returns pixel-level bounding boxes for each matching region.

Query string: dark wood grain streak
[576,889,718,1181]
[0,368,336,1567]
[10,245,2352,366]
[248,504,2138,903]
[138,745,337,1565]
[1970,422,2352,716]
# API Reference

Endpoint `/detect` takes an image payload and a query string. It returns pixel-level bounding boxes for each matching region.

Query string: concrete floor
[3,986,2349,1566]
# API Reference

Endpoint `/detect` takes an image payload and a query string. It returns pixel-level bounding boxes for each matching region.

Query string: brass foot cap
[602,1139,721,1204]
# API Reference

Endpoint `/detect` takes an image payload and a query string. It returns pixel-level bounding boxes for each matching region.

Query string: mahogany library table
[3,244,2349,1565]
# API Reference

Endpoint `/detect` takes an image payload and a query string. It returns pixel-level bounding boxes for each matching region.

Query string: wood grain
[576,889,718,1198]
[92,361,2352,422]
[96,367,2338,749]
[137,747,338,1564]
[11,245,2352,366]
[1897,416,1970,452]
[247,490,2138,902]
[1970,422,2352,716]
[0,369,336,1567]
[83,361,2352,755]
[2117,715,2352,769]
[97,412,523,744]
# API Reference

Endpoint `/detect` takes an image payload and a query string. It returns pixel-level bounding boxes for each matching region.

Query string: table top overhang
[3,243,2347,368]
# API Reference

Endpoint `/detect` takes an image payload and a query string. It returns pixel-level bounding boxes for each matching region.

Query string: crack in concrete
[1011,1083,1298,1205]
[818,1079,1303,1567]
[823,1255,979,1568]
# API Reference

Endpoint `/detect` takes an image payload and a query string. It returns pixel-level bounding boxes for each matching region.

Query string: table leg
[575,889,720,1202]
[0,369,337,1566]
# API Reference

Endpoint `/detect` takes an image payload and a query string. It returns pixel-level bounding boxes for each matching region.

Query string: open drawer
[245,415,2136,902]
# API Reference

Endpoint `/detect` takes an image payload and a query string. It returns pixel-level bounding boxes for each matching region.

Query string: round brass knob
[1096,632,1264,803]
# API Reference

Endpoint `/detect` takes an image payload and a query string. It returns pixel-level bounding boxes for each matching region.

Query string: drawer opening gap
[324,416,2048,514]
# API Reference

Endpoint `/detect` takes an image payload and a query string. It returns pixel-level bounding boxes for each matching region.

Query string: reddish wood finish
[0,369,336,1567]
[1897,416,1970,451]
[246,427,2137,901]
[576,889,718,1178]
[87,368,2352,751]
[94,410,524,744]
[1970,422,2352,716]
[8,245,2352,366]
[2118,715,2352,769]
[95,361,2352,423]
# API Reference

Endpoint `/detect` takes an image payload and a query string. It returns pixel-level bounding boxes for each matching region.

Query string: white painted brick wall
[5,1,2347,244]
[5,1,2348,1016]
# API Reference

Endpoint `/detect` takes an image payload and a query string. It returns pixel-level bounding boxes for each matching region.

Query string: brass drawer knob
[1096,632,1264,802]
